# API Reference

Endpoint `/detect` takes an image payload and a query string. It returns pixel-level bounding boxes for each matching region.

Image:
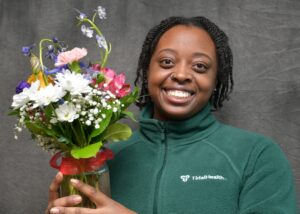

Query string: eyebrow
[157,48,213,61]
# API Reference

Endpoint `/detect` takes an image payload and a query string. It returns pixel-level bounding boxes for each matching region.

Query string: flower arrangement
[9,6,138,172]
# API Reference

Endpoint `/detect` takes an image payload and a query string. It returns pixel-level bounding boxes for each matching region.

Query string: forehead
[154,25,216,58]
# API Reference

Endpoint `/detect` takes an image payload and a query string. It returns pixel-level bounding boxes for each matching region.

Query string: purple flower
[52,37,67,53]
[58,99,65,105]
[16,81,30,94]
[22,44,35,56]
[52,37,59,43]
[44,65,67,75]
[95,35,107,50]
[79,12,87,21]
[45,45,57,60]
[74,8,87,21]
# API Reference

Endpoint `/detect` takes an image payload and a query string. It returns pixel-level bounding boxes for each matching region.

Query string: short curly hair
[134,16,233,110]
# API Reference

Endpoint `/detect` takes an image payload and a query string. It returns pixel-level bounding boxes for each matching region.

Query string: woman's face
[148,25,217,120]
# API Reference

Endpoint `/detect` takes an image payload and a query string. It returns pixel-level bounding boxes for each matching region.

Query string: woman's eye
[193,63,208,73]
[160,59,174,68]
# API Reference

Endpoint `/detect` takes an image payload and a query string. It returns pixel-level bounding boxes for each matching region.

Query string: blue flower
[52,37,59,43]
[52,37,67,52]
[44,65,67,75]
[95,35,107,50]
[79,62,87,68]
[79,12,87,21]
[58,99,65,105]
[74,8,87,21]
[45,45,57,60]
[22,44,35,56]
[16,80,30,94]
[81,25,94,38]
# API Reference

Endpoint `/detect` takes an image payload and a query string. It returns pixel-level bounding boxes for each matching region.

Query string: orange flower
[27,71,53,88]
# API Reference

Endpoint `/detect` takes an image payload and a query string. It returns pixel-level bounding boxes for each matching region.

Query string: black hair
[134,16,233,110]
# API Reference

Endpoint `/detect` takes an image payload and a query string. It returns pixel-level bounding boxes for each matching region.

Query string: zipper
[153,128,168,214]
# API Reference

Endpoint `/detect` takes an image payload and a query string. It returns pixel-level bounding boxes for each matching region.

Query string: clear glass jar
[60,163,111,208]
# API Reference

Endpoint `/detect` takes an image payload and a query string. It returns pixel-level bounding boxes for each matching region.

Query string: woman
[46,16,298,213]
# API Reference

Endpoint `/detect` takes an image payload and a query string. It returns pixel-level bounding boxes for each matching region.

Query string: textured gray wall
[1,0,299,213]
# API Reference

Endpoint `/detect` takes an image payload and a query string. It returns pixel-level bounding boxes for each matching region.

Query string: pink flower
[102,68,115,84]
[91,64,101,71]
[55,47,87,67]
[107,72,130,98]
[93,68,130,98]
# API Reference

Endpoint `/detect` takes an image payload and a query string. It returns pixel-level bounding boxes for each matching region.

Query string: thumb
[49,172,63,201]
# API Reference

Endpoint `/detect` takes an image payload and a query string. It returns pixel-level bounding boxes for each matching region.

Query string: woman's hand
[46,172,136,214]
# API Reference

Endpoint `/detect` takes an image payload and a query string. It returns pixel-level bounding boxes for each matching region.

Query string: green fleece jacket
[108,104,298,214]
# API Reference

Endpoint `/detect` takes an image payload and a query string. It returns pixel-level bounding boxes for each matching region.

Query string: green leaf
[52,139,71,152]
[69,61,81,73]
[121,111,137,122]
[71,142,102,159]
[88,110,112,143]
[120,87,139,110]
[102,123,132,142]
[96,73,105,83]
[25,121,56,137]
[57,136,72,144]
[8,109,20,116]
[44,105,53,121]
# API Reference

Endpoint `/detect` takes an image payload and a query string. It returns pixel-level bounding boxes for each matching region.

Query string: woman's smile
[162,88,194,105]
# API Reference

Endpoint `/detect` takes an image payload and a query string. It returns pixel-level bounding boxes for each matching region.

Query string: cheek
[195,76,216,93]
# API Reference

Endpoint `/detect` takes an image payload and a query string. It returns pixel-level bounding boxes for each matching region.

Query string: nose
[170,64,192,84]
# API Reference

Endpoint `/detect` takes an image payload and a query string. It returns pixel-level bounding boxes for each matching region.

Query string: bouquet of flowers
[9,5,138,207]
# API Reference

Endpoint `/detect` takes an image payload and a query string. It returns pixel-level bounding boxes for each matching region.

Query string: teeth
[166,90,191,98]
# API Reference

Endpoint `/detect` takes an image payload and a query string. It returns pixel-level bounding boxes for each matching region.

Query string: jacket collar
[138,103,220,145]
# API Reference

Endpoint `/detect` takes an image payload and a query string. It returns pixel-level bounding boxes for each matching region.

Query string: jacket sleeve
[238,141,299,214]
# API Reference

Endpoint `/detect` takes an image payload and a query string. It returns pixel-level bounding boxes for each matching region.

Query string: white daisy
[55,102,79,122]
[11,80,40,109]
[31,84,66,108]
[56,69,92,95]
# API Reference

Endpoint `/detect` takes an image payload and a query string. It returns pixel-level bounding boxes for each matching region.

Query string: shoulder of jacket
[216,123,275,147]
[107,130,141,156]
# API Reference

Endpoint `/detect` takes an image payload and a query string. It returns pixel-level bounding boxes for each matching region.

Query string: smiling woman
[46,16,298,214]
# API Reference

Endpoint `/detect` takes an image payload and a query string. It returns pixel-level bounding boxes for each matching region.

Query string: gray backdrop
[0,0,299,213]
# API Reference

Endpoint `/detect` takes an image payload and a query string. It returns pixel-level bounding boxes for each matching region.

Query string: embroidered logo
[180,175,190,182]
[180,174,226,182]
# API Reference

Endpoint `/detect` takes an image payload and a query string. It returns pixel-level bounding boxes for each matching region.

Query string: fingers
[70,179,110,206]
[49,207,96,214]
[51,195,82,207]
[46,173,83,214]
[48,172,64,201]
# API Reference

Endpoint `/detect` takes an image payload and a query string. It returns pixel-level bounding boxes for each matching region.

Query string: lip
[162,88,195,105]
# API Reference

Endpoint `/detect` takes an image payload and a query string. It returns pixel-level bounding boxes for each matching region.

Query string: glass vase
[59,163,111,208]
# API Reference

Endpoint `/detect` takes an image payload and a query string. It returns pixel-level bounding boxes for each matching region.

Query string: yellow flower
[27,71,53,88]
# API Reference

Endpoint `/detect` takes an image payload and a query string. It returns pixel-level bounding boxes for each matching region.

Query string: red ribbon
[50,149,114,175]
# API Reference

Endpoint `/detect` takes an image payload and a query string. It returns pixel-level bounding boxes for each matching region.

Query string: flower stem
[77,120,87,146]
[70,122,85,147]
[49,104,66,136]
[39,38,53,85]
[92,13,97,23]
[83,18,109,67]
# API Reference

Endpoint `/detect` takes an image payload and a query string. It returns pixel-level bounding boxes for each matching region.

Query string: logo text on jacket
[180,175,226,182]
